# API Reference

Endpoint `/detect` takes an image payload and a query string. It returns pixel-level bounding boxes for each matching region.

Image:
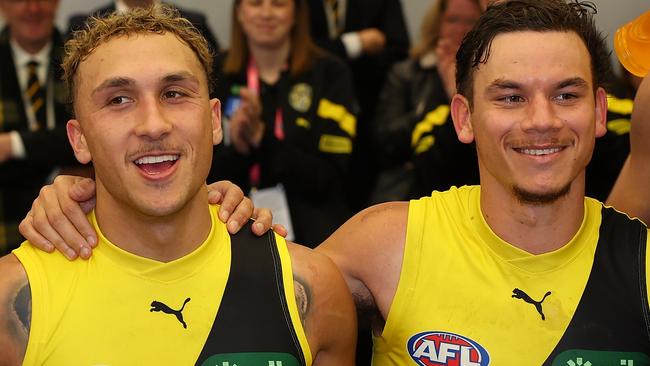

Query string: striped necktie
[327,0,342,36]
[26,60,46,130]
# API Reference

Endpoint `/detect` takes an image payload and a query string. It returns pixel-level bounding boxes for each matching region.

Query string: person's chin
[512,183,571,206]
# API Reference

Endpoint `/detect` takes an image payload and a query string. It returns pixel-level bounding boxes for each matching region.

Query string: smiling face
[439,0,482,46]
[0,0,59,53]
[237,0,295,50]
[67,32,222,218]
[451,31,607,204]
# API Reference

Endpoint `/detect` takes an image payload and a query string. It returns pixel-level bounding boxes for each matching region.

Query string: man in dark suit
[308,0,410,209]
[67,0,220,53]
[0,0,79,254]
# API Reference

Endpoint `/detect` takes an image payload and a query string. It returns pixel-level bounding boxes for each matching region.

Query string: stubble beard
[512,182,572,206]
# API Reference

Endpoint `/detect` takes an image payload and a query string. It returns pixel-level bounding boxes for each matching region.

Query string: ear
[451,94,475,143]
[210,98,223,145]
[594,87,608,138]
[66,119,92,164]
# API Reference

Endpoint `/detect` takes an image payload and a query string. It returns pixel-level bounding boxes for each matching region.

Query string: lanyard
[246,58,285,141]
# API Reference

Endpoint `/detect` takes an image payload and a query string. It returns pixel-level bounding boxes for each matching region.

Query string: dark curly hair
[455,0,612,106]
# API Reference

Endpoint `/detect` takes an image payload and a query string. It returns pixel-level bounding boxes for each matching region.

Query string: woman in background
[210,0,358,248]
[369,0,482,203]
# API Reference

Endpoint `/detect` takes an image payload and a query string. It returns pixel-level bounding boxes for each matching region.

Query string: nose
[25,1,43,12]
[134,96,173,140]
[260,1,273,16]
[521,94,562,132]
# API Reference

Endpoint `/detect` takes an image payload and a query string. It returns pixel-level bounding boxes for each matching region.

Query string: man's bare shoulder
[318,201,409,256]
[315,201,409,316]
[286,243,357,365]
[0,254,31,366]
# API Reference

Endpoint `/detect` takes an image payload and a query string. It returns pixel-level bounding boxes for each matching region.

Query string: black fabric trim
[543,206,650,364]
[638,226,650,340]
[194,220,304,365]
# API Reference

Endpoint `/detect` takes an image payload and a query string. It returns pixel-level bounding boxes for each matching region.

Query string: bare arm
[289,244,357,365]
[0,254,30,366]
[19,177,278,260]
[607,76,650,223]
[316,202,408,323]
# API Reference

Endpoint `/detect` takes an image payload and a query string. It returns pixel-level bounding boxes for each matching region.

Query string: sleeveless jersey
[14,204,311,365]
[373,186,650,366]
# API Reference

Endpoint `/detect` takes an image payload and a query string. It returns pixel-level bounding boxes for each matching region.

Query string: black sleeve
[18,125,77,166]
[410,117,479,198]
[259,56,357,198]
[370,60,421,167]
[310,0,410,64]
[375,0,411,67]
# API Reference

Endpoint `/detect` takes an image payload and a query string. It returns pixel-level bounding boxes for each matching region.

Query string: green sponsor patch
[201,352,300,366]
[552,349,650,366]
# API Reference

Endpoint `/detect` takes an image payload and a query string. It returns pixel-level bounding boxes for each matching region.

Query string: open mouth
[134,154,180,175]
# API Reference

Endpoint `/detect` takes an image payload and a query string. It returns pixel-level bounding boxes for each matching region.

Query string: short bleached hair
[62,4,214,109]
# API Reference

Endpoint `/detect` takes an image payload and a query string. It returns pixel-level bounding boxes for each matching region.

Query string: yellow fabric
[14,205,310,365]
[275,234,313,366]
[316,98,356,137]
[372,186,606,365]
[318,134,353,154]
[606,94,634,115]
[606,118,631,135]
[411,105,450,148]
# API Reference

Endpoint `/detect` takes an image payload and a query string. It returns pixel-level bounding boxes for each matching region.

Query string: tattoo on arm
[14,284,31,336]
[293,275,311,326]
[1,279,31,364]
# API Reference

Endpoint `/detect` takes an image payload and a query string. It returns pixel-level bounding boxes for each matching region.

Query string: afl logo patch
[289,83,312,112]
[407,331,490,366]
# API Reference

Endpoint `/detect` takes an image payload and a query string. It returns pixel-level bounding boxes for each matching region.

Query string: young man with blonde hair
[0,5,355,365]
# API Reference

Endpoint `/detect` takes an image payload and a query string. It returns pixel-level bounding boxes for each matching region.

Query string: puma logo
[512,288,551,320]
[150,298,191,328]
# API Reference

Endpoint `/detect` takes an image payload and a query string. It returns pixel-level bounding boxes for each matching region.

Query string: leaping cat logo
[150,298,191,328]
[512,288,551,320]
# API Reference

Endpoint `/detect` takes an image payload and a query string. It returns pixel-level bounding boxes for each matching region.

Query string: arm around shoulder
[0,254,30,366]
[289,244,357,365]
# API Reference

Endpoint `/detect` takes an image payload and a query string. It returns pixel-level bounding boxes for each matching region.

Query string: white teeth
[519,148,561,156]
[134,154,179,165]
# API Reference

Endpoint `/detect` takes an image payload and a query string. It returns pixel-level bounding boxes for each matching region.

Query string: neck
[94,185,212,262]
[12,36,49,55]
[249,40,291,84]
[479,174,586,254]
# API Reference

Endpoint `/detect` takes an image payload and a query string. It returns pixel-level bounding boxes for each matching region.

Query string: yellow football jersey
[373,186,650,365]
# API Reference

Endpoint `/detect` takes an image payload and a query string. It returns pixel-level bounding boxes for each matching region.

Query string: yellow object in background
[615,10,650,77]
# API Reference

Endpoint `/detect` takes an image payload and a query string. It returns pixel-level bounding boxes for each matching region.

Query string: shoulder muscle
[0,254,31,366]
[288,244,356,366]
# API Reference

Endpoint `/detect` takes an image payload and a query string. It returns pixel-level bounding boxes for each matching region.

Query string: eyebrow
[91,77,134,97]
[161,71,200,86]
[486,77,590,93]
[486,78,522,93]
[91,71,201,97]
[556,77,588,89]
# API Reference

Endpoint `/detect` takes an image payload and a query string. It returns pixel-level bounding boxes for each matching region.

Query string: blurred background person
[370,0,482,203]
[67,0,220,52]
[209,0,358,248]
[308,0,410,210]
[0,0,81,254]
